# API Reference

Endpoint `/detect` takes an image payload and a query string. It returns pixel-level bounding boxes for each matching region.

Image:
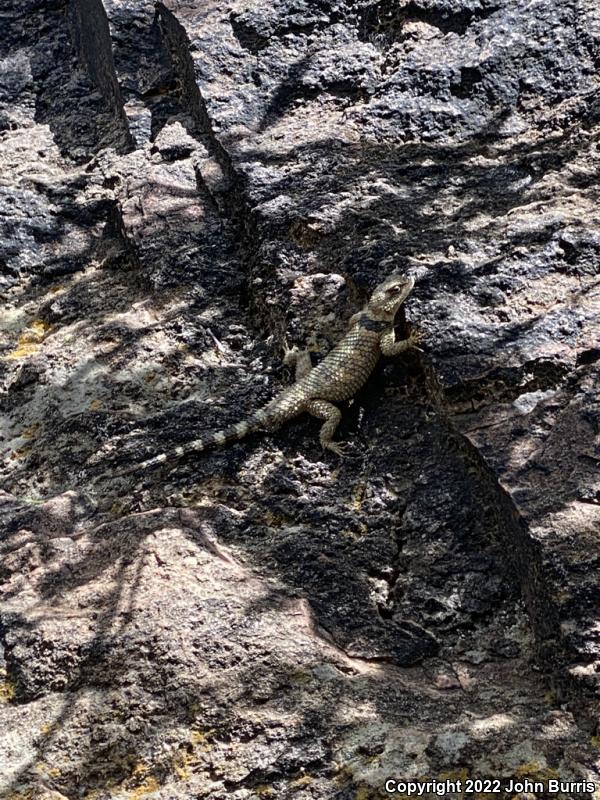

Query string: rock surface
[1,0,599,798]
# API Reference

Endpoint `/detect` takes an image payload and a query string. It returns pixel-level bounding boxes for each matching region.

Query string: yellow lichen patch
[261,509,292,528]
[0,670,16,703]
[440,768,470,783]
[290,774,313,789]
[128,763,149,779]
[40,722,58,735]
[122,763,160,799]
[109,499,132,517]
[6,341,39,359]
[28,320,50,338]
[127,776,160,799]
[170,728,214,781]
[89,399,103,411]
[20,423,41,440]
[190,730,212,747]
[172,731,212,782]
[351,482,367,511]
[355,785,379,800]
[5,319,51,360]
[172,749,192,781]
[33,761,63,781]
[513,762,559,782]
[334,766,354,786]
[255,786,275,798]
[13,442,32,458]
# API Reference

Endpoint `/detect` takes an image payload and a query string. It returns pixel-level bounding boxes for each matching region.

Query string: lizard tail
[112,407,272,477]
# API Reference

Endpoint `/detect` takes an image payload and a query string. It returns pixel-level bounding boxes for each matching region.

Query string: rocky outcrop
[1,0,599,798]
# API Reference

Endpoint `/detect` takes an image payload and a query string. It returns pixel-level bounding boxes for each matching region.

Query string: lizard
[114,273,420,475]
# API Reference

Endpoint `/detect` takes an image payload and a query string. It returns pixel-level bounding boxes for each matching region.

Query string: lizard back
[295,318,384,403]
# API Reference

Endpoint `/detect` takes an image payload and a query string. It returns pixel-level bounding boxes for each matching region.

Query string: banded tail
[113,406,273,477]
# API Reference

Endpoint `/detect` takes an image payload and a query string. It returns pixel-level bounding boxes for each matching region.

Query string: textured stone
[1,0,599,797]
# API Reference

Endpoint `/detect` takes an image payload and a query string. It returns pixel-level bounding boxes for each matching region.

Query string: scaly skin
[115,273,419,473]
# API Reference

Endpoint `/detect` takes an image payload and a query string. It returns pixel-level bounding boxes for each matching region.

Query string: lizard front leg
[306,399,346,456]
[380,329,423,357]
[283,343,313,381]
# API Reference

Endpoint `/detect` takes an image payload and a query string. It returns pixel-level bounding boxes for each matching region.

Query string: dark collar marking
[359,315,389,332]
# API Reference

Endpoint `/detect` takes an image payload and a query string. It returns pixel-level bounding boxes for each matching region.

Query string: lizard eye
[387,285,402,295]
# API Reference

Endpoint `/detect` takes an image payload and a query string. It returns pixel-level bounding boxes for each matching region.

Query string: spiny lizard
[116,273,420,474]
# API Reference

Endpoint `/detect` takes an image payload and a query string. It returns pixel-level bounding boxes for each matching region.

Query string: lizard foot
[323,441,350,458]
[407,328,425,349]
[283,340,300,366]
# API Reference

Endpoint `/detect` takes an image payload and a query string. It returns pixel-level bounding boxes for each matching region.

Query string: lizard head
[367,274,415,319]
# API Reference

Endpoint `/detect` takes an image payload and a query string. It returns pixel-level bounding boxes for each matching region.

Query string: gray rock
[1,0,599,797]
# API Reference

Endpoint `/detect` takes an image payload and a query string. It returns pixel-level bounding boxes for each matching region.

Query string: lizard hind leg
[306,399,346,456]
